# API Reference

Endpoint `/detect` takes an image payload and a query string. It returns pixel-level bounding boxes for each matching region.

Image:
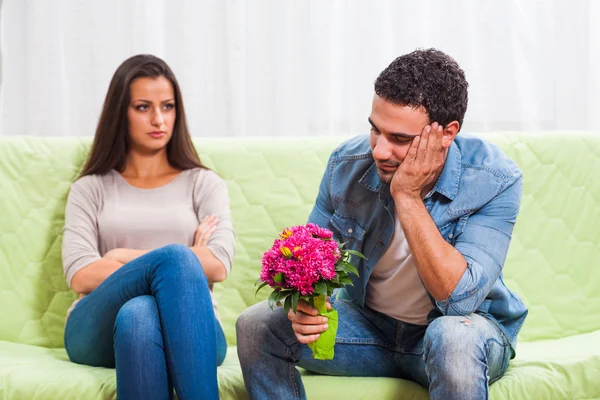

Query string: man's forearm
[394,193,467,301]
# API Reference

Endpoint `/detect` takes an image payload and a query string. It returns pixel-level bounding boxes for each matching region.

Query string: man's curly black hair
[374,48,469,130]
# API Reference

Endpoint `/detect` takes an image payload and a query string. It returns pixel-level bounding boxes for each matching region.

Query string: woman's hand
[193,214,219,247]
[190,215,226,283]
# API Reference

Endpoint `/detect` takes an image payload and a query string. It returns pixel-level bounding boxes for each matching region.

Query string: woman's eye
[135,105,148,111]
[163,103,175,110]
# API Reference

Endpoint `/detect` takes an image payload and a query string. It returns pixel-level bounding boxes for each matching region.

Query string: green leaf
[337,260,359,276]
[275,290,290,302]
[314,281,328,295]
[291,291,300,313]
[343,249,367,260]
[273,272,284,283]
[268,291,279,309]
[283,295,292,314]
[255,281,269,297]
[335,271,347,281]
[340,276,354,286]
[299,295,313,304]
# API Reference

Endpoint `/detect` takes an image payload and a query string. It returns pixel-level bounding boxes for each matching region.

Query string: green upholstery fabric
[1,133,599,399]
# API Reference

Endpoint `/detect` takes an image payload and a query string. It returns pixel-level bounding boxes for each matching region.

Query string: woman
[62,54,235,400]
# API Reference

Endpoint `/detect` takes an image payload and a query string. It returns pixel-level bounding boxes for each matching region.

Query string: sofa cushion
[0,340,247,400]
[302,330,600,399]
[2,331,599,400]
[1,134,600,399]
[2,134,600,348]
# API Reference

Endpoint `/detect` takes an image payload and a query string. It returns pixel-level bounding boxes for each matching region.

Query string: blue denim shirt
[307,134,528,353]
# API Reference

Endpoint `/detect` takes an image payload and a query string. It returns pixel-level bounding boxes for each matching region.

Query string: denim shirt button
[448,233,453,239]
[348,228,353,234]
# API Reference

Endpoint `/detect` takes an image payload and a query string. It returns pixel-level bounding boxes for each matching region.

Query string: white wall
[1,0,599,137]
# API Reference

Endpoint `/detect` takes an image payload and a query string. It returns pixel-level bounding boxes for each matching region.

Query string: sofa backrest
[0,133,598,348]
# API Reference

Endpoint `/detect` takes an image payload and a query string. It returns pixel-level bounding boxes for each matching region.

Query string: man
[236,48,528,400]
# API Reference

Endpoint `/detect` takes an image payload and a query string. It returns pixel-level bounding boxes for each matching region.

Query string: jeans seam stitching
[335,339,385,345]
[285,345,301,400]
[485,337,509,385]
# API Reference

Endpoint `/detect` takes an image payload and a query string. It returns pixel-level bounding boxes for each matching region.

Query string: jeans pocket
[485,337,510,384]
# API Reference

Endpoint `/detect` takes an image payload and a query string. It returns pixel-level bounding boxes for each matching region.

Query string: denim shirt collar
[358,163,384,193]
[358,140,462,201]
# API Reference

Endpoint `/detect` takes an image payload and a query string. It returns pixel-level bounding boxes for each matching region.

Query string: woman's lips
[148,132,165,138]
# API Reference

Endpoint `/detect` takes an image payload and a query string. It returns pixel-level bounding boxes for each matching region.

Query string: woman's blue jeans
[64,244,227,400]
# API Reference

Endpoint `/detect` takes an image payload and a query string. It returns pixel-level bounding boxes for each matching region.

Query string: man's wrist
[393,191,423,208]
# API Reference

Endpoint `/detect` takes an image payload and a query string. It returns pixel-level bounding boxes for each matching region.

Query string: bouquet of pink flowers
[256,223,364,360]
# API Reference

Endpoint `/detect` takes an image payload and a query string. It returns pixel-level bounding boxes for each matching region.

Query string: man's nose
[372,136,392,161]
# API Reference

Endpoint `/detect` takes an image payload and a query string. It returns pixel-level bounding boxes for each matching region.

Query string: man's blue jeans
[236,298,511,400]
[64,244,226,400]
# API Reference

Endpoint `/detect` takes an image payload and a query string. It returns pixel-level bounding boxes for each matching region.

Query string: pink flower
[305,223,334,239]
[260,224,341,295]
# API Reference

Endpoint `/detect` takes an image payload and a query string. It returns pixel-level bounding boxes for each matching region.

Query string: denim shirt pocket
[330,213,366,245]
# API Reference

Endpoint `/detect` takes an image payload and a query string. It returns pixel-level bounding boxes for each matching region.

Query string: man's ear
[442,121,460,149]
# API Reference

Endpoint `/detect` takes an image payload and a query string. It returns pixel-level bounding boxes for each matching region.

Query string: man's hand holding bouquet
[256,223,365,360]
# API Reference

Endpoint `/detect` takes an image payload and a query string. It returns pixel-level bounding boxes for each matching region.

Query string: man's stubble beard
[376,169,395,184]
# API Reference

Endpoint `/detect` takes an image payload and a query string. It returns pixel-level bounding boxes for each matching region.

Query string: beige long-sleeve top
[62,168,235,319]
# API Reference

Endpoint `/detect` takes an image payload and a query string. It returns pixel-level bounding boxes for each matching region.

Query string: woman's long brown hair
[80,54,205,177]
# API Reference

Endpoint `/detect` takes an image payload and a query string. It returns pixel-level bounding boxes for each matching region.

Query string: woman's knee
[154,244,207,282]
[157,244,198,265]
[114,295,161,343]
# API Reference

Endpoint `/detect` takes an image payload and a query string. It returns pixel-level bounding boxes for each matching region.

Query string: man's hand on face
[390,122,444,200]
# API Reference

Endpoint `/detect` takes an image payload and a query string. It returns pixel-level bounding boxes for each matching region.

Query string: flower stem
[312,294,328,315]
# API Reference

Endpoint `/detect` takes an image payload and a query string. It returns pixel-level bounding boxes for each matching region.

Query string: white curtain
[1,0,599,137]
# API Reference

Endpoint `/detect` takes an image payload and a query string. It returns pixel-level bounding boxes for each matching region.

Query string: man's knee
[236,300,287,339]
[425,314,482,344]
[236,301,290,358]
[423,315,491,386]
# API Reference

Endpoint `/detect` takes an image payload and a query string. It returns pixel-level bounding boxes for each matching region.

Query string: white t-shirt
[365,216,433,325]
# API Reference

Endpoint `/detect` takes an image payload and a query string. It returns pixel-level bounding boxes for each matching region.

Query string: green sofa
[1,133,599,399]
